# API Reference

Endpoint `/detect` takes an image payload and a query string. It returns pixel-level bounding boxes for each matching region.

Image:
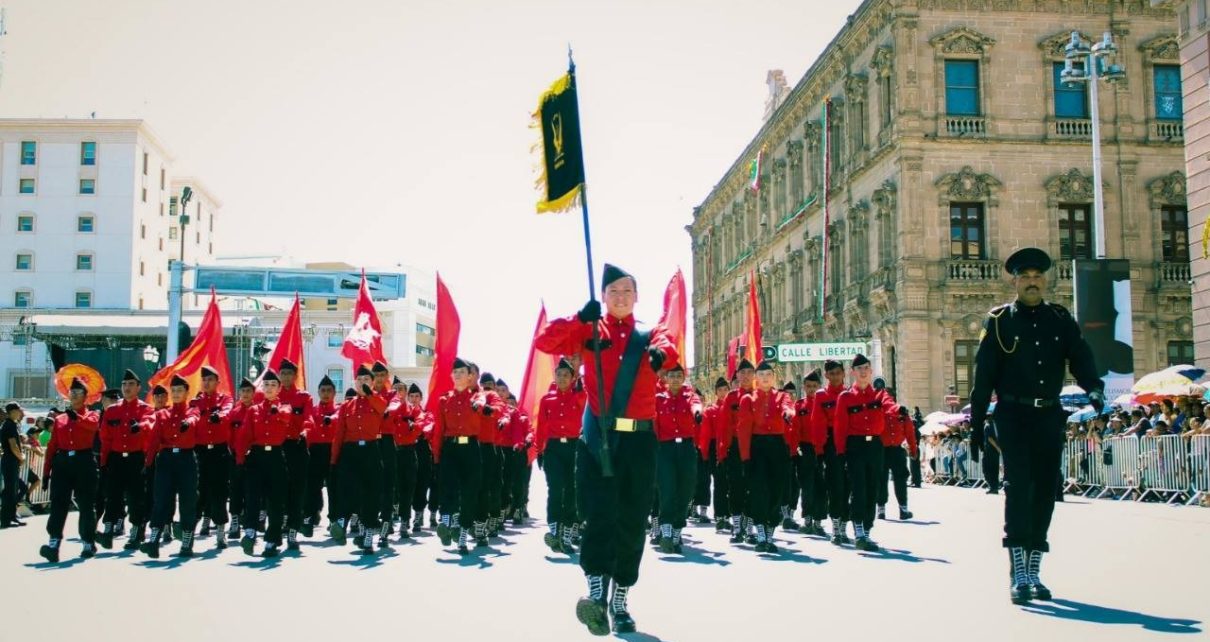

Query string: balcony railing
[1055,261,1073,281]
[946,259,1000,281]
[1052,118,1092,138]
[1150,119,1184,141]
[1160,261,1191,284]
[944,116,986,136]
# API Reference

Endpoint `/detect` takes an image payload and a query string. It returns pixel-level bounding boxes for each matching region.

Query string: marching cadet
[877,405,917,521]
[794,370,828,537]
[653,363,702,554]
[690,381,719,526]
[700,378,731,533]
[303,375,339,538]
[534,264,679,636]
[95,389,120,530]
[236,372,292,557]
[277,359,313,548]
[225,379,256,541]
[191,366,233,548]
[471,369,506,544]
[39,378,101,563]
[779,381,801,532]
[142,375,201,559]
[371,361,399,541]
[968,247,1103,604]
[433,358,485,555]
[811,360,851,545]
[330,365,387,554]
[407,383,437,532]
[494,378,518,528]
[144,385,170,546]
[389,382,423,541]
[500,394,532,526]
[736,361,795,554]
[722,362,755,545]
[535,358,586,554]
[833,354,898,552]
[97,370,155,551]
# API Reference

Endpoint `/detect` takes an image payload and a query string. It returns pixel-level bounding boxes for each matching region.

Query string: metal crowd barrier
[9,447,51,508]
[1190,435,1210,506]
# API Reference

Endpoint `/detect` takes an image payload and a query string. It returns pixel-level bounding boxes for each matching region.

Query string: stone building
[688,0,1192,409]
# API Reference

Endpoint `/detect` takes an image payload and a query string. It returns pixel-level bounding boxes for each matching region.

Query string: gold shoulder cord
[990,307,1017,354]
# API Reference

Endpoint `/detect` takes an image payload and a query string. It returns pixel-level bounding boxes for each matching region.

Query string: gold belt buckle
[615,418,636,433]
[457,436,470,444]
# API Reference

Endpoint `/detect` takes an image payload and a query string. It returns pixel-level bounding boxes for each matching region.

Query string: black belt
[590,416,654,433]
[998,394,1060,408]
[57,449,93,457]
[445,435,478,444]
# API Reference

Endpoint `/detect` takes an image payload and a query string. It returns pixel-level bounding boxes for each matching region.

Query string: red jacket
[233,399,292,465]
[279,386,315,441]
[190,391,234,445]
[43,408,99,477]
[534,387,586,454]
[654,387,702,442]
[736,389,795,461]
[810,384,845,446]
[331,394,387,464]
[833,385,898,455]
[534,313,678,420]
[499,406,532,450]
[226,401,255,463]
[145,402,200,465]
[473,388,507,445]
[715,388,747,462]
[99,399,154,466]
[795,394,819,446]
[432,387,480,462]
[377,388,399,436]
[308,400,340,445]
[390,399,424,446]
[697,402,722,461]
[882,410,919,457]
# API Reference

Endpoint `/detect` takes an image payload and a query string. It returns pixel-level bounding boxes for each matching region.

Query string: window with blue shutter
[945,60,980,116]
[1154,65,1183,120]
[1053,62,1089,119]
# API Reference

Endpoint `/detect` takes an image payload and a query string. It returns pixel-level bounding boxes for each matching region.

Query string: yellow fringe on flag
[532,72,582,214]
[536,184,582,214]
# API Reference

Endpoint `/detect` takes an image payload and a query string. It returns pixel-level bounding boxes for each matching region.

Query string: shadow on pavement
[658,547,732,567]
[435,553,494,569]
[543,554,579,565]
[326,548,400,569]
[760,548,827,565]
[858,547,950,564]
[229,555,286,571]
[23,557,88,571]
[1023,599,1202,634]
[135,555,194,570]
[619,632,666,642]
[893,520,941,526]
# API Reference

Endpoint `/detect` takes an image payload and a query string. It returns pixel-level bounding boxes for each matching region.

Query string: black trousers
[845,436,884,531]
[501,447,527,514]
[711,445,729,516]
[244,448,287,545]
[577,431,657,588]
[395,444,418,524]
[95,458,109,522]
[878,445,909,508]
[195,445,231,525]
[544,439,578,526]
[439,439,481,530]
[282,438,309,532]
[337,441,382,529]
[910,448,923,487]
[693,443,714,507]
[104,453,147,527]
[477,443,501,522]
[378,437,397,524]
[2,456,20,524]
[656,440,698,529]
[796,443,827,521]
[823,439,850,521]
[996,403,1065,551]
[413,439,437,515]
[47,451,99,543]
[745,435,790,527]
[305,443,332,522]
[151,450,198,531]
[722,439,746,517]
[229,463,245,520]
[785,451,801,512]
[983,444,1002,491]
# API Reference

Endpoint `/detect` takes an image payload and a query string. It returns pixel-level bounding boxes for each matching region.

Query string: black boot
[1009,547,1032,605]
[141,528,162,559]
[80,542,97,559]
[39,540,60,563]
[575,575,610,637]
[240,529,257,556]
[1028,549,1052,600]
[124,524,145,551]
[97,524,115,550]
[176,532,194,558]
[609,583,636,634]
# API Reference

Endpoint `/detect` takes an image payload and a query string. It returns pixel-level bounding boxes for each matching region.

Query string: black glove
[66,409,78,421]
[293,406,304,416]
[481,405,494,417]
[694,411,703,425]
[129,419,141,434]
[970,423,984,463]
[648,348,665,372]
[1089,390,1106,415]
[269,405,279,415]
[322,416,332,426]
[179,422,190,433]
[361,383,372,396]
[209,413,221,424]
[537,455,544,471]
[730,404,739,412]
[783,412,795,424]
[577,300,601,324]
[573,378,584,393]
[797,408,809,417]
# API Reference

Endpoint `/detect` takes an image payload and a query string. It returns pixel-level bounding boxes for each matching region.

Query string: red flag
[659,268,687,367]
[726,335,741,380]
[341,271,386,370]
[743,270,763,366]
[147,293,233,401]
[257,295,307,389]
[519,303,555,465]
[425,273,461,414]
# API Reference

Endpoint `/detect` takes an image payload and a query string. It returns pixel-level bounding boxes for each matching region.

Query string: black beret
[452,358,469,371]
[238,378,256,390]
[170,375,189,389]
[601,263,634,290]
[4,402,21,413]
[823,360,843,371]
[804,370,822,383]
[1004,246,1051,275]
[755,361,774,373]
[851,354,870,368]
[782,382,797,392]
[318,375,335,389]
[200,365,219,379]
[479,372,495,385]
[122,369,141,383]
[736,359,755,372]
[344,388,357,399]
[102,389,121,400]
[392,375,403,385]
[356,364,372,377]
[714,377,729,389]
[152,385,168,396]
[262,370,280,383]
[899,405,910,416]
[279,358,298,373]
[69,377,88,392]
[407,383,423,395]
[372,361,389,374]
[666,363,684,373]
[495,379,507,388]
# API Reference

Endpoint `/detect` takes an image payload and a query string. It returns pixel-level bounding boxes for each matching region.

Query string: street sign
[193,267,406,300]
[737,345,778,362]
[945,394,959,410]
[775,342,868,363]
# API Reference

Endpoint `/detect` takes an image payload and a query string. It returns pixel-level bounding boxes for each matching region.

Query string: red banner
[659,268,687,369]
[258,295,306,388]
[341,271,386,370]
[147,293,233,401]
[743,270,763,366]
[425,273,461,414]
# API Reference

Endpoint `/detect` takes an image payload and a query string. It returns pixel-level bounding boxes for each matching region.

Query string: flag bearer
[722,362,755,545]
[277,359,313,549]
[371,361,398,542]
[39,378,101,563]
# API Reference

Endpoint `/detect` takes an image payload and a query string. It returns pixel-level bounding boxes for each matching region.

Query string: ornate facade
[688,0,1191,409]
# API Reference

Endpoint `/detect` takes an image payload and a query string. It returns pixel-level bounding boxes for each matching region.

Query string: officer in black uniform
[969,247,1103,605]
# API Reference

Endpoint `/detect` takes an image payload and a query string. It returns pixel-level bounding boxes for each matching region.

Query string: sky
[0,0,862,384]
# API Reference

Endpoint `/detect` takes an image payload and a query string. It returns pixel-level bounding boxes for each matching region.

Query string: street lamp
[1060,30,1126,259]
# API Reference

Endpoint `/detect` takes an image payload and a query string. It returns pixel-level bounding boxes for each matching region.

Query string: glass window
[169,227,178,240]
[141,187,147,202]
[80,179,96,195]
[325,368,345,392]
[1161,206,1189,262]
[142,151,149,175]
[1058,204,1093,260]
[944,60,980,116]
[15,254,32,271]
[327,332,343,348]
[16,215,33,232]
[169,197,178,216]
[20,141,36,165]
[1167,341,1195,367]
[76,253,93,271]
[75,291,92,308]
[416,345,435,357]
[954,340,979,401]
[949,202,985,259]
[81,141,96,165]
[1154,65,1183,120]
[416,323,436,336]
[78,216,94,233]
[19,179,35,194]
[1053,62,1089,119]
[13,291,31,308]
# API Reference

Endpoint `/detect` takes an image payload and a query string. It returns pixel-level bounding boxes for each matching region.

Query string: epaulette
[987,303,1012,318]
[1047,302,1073,319]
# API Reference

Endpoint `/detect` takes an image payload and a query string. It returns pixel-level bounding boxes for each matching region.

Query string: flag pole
[569,51,614,478]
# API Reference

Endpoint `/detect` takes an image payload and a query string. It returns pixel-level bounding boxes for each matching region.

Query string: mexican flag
[747,147,764,192]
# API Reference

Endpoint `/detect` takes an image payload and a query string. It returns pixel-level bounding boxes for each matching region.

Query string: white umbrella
[919,421,950,436]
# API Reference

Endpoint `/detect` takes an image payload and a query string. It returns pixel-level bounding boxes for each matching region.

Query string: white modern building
[0,119,218,312]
